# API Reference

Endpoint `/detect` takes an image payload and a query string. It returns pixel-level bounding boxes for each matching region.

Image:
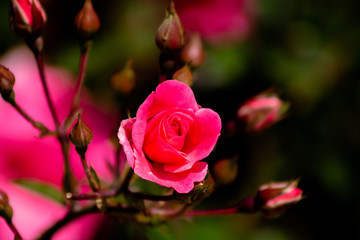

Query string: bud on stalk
[181,32,205,68]
[255,180,303,218]
[111,60,136,94]
[9,0,47,40]
[75,0,100,41]
[172,64,193,86]
[69,114,93,154]
[156,1,185,52]
[0,65,16,103]
[0,190,13,221]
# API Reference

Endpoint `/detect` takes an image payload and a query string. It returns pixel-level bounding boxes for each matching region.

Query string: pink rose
[118,80,221,193]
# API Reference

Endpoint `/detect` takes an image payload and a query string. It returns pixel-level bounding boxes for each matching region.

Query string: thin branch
[10,101,54,136]
[71,41,91,114]
[6,220,23,240]
[115,167,134,195]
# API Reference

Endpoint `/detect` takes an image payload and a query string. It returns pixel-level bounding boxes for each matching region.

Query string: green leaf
[13,179,65,205]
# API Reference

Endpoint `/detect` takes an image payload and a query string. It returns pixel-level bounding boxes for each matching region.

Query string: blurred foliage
[1,0,360,239]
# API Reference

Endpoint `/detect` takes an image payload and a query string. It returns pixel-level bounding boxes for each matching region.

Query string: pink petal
[133,155,208,193]
[183,108,222,161]
[118,118,137,168]
[148,80,199,117]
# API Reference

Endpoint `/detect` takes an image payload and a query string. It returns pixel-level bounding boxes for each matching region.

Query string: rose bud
[0,190,13,221]
[172,64,193,86]
[237,92,289,131]
[9,0,47,39]
[0,65,16,103]
[111,60,136,94]
[0,65,15,95]
[180,32,205,68]
[174,173,214,204]
[69,114,93,154]
[75,0,100,40]
[255,180,303,219]
[212,157,238,185]
[156,1,185,52]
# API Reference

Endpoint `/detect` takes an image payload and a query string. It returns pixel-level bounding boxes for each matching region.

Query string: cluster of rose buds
[156,1,205,85]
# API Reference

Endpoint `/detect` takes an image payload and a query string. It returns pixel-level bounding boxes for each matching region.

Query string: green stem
[115,167,134,195]
[184,197,256,216]
[79,150,99,192]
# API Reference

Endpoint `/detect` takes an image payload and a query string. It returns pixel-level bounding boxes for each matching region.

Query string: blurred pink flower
[237,93,289,131]
[174,0,256,43]
[0,47,117,239]
[255,180,303,218]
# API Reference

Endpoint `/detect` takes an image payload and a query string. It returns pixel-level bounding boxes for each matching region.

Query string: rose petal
[118,118,137,168]
[132,92,155,154]
[149,80,199,117]
[133,154,208,193]
[143,109,194,164]
[183,108,222,160]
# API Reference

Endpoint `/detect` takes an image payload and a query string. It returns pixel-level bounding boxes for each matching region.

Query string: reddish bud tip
[255,180,303,218]
[9,0,47,39]
[156,1,185,52]
[75,0,100,40]
[172,64,193,86]
[181,32,205,68]
[0,190,13,221]
[111,60,136,94]
[238,92,289,131]
[69,114,93,149]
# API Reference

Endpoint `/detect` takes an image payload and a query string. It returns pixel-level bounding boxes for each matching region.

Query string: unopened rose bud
[75,0,100,40]
[9,0,47,39]
[0,190,13,221]
[212,157,238,185]
[0,65,16,102]
[174,173,214,204]
[69,114,93,152]
[237,92,289,131]
[181,32,205,68]
[156,1,185,52]
[0,65,15,94]
[172,64,193,86]
[255,180,303,218]
[111,60,136,94]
